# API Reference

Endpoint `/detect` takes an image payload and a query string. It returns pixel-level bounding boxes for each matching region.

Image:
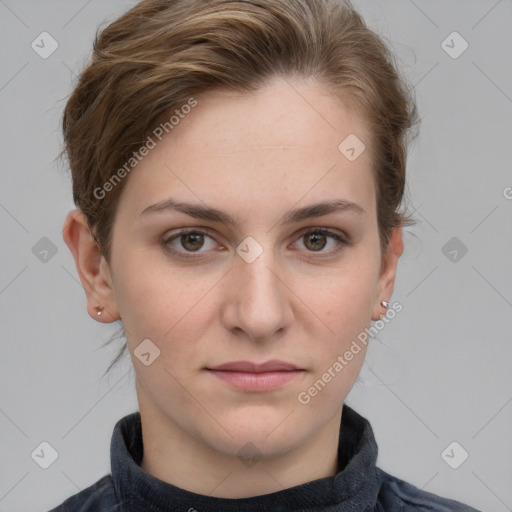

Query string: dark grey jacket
[48,404,482,511]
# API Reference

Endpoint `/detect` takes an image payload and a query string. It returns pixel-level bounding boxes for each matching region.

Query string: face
[88,77,402,459]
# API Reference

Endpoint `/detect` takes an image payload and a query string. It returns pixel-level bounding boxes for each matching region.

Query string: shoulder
[377,468,482,512]
[47,475,121,512]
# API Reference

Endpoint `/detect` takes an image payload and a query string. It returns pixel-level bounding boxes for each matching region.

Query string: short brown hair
[59,0,419,372]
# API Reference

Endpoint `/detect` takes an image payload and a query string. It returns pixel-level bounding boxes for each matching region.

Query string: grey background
[0,0,511,511]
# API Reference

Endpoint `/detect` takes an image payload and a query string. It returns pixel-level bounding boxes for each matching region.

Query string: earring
[381,300,390,308]
[95,306,104,316]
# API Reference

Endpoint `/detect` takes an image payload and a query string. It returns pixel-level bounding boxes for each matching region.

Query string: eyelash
[161,227,350,261]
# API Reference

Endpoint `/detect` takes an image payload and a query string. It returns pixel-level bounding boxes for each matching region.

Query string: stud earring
[381,300,390,308]
[96,306,104,316]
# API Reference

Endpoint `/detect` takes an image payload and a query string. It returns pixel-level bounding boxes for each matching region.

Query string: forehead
[117,77,376,221]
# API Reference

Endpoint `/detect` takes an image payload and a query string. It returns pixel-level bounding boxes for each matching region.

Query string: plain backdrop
[0,1,511,511]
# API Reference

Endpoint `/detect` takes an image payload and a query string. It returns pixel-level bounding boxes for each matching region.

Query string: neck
[137,393,342,498]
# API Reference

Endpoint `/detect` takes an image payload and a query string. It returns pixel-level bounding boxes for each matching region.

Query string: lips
[206,360,305,392]
[208,360,301,372]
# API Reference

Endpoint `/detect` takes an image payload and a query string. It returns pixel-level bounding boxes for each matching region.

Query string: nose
[220,243,295,342]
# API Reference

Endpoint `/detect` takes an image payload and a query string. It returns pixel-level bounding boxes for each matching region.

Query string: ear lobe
[371,227,404,321]
[62,209,120,322]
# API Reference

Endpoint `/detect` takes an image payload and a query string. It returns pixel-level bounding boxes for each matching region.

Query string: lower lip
[207,370,304,391]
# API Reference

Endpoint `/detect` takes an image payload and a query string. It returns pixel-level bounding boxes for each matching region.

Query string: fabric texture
[48,404,482,511]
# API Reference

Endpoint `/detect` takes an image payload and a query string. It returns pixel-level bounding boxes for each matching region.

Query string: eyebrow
[139,198,365,226]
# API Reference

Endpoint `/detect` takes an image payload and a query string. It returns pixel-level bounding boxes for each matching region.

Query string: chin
[211,431,300,462]
[199,412,307,459]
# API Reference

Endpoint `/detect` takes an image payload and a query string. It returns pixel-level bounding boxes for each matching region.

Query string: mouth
[206,360,305,392]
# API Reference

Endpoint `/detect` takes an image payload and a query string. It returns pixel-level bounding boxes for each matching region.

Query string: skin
[62,76,403,498]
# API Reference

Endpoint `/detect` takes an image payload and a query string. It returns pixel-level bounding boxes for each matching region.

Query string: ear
[62,209,120,323]
[371,227,404,321]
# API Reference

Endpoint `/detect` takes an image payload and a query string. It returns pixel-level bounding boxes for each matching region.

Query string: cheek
[313,262,378,333]
[298,279,373,412]
[113,258,214,359]
[303,260,379,388]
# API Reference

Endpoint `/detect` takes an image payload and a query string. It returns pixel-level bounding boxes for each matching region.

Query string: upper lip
[208,360,301,372]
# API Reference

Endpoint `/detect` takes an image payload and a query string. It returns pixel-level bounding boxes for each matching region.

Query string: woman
[52,0,482,510]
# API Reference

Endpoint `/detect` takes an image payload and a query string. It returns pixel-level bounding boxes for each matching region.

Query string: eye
[162,228,218,259]
[161,227,350,261]
[293,227,349,256]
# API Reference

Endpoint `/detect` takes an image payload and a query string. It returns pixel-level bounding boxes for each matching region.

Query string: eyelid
[300,226,349,243]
